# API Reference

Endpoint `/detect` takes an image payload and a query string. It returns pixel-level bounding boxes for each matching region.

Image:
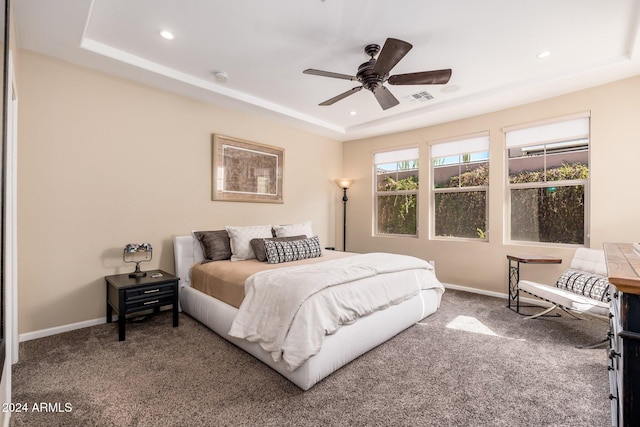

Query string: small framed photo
[212,134,284,203]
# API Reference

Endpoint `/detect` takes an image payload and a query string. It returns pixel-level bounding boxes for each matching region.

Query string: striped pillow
[264,236,322,264]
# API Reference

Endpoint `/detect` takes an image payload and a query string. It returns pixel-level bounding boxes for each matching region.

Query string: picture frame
[212,134,284,203]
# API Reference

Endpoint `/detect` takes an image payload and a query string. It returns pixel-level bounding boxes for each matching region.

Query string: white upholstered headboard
[173,235,196,288]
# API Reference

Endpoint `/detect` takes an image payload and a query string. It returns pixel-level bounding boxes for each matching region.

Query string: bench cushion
[519,280,609,317]
[555,269,610,301]
[570,248,608,276]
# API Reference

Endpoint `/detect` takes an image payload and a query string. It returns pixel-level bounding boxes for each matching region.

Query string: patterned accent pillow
[225,225,273,261]
[264,236,322,264]
[193,230,231,263]
[272,221,313,238]
[250,235,307,262]
[555,268,611,301]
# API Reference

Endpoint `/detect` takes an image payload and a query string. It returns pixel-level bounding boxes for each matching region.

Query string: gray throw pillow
[194,230,232,263]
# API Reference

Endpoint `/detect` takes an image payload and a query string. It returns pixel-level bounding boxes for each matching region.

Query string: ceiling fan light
[303,38,450,110]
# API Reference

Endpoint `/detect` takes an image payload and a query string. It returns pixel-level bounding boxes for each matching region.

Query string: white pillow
[273,220,313,238]
[225,225,273,261]
[191,230,205,264]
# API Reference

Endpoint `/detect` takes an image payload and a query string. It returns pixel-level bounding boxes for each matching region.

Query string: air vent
[407,91,434,103]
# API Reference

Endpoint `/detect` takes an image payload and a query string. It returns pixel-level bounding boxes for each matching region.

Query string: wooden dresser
[604,243,640,427]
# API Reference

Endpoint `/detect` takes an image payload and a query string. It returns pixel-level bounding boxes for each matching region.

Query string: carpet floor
[10,289,610,426]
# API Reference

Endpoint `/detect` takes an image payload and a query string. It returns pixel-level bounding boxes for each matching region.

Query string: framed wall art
[212,134,284,203]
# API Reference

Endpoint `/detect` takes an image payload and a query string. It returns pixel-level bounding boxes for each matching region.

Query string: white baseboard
[19,317,109,343]
[19,285,549,343]
[442,282,552,308]
[19,306,176,343]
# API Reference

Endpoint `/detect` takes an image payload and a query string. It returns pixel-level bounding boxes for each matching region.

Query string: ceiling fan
[303,38,452,110]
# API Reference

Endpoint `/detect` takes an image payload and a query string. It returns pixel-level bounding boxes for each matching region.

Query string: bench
[518,248,611,319]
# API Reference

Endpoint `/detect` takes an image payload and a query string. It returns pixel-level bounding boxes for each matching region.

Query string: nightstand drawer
[125,294,175,311]
[125,283,174,300]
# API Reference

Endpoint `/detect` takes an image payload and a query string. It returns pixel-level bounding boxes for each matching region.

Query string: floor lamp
[335,179,354,251]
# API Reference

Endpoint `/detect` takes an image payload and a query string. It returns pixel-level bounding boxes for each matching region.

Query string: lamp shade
[335,178,354,189]
[123,242,153,278]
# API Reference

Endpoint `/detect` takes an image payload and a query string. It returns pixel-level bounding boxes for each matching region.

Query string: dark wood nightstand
[105,269,179,341]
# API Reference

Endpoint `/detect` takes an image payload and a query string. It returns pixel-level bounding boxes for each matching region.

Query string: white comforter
[228,252,444,371]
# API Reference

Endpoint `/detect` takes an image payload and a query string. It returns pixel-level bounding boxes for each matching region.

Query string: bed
[173,225,444,390]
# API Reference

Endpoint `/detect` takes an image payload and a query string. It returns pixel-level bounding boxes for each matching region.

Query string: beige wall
[16,46,640,335]
[17,50,344,334]
[344,75,640,293]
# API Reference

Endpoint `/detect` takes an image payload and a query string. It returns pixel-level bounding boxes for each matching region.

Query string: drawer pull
[144,289,160,294]
[143,300,160,305]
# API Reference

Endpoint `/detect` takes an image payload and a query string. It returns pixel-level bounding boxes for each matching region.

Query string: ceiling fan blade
[373,86,399,110]
[303,69,357,81]
[372,38,413,76]
[388,69,452,85]
[319,86,363,106]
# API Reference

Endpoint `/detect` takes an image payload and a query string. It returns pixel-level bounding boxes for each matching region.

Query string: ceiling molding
[15,0,640,141]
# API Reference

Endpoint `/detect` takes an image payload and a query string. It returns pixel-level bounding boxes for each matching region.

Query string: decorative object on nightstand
[335,178,354,251]
[123,242,152,278]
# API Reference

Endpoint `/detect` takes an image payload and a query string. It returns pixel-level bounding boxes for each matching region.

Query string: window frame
[505,113,590,247]
[372,146,420,238]
[430,133,490,242]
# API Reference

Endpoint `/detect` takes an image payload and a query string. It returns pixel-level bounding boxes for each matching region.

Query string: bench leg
[576,338,608,349]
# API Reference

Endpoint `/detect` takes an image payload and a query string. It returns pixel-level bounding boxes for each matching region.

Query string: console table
[604,243,640,427]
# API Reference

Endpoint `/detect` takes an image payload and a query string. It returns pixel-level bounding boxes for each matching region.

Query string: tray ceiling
[14,0,640,140]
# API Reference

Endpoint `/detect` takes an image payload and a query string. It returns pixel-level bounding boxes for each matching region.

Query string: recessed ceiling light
[159,30,174,40]
[537,50,551,59]
[349,111,357,116]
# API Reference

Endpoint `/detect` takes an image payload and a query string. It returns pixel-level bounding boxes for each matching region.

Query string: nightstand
[105,269,179,341]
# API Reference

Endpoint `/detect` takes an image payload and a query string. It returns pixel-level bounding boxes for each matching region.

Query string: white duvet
[228,252,444,371]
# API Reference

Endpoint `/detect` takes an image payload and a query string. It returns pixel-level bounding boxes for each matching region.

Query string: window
[431,134,490,240]
[374,147,419,236]
[506,114,589,245]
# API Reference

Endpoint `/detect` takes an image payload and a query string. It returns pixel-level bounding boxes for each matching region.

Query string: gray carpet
[11,289,610,426]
